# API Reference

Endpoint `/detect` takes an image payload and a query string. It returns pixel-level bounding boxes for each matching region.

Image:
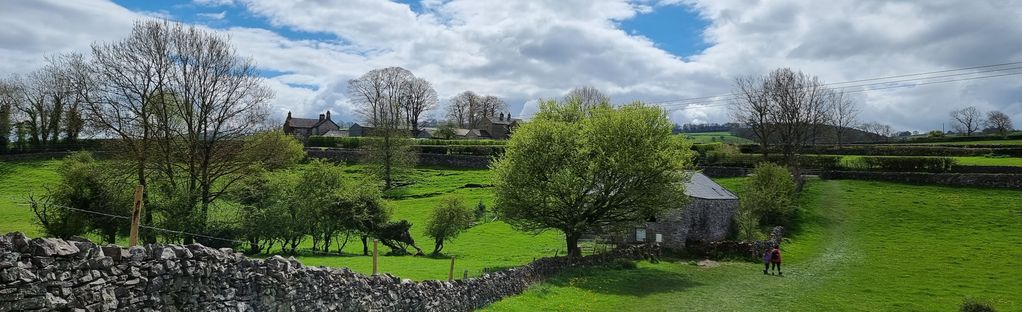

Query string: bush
[928,130,945,138]
[960,298,996,312]
[842,156,957,173]
[425,197,474,255]
[742,163,797,227]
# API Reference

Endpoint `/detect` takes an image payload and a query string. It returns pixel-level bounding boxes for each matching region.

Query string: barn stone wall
[637,198,739,250]
[0,232,657,312]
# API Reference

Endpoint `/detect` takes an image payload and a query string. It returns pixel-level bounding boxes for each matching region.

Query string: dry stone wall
[0,232,656,312]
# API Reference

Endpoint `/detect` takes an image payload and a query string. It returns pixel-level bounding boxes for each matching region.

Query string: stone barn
[623,172,739,250]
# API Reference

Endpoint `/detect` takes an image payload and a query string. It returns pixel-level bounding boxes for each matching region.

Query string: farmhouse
[283,111,341,140]
[624,172,739,250]
[478,113,520,140]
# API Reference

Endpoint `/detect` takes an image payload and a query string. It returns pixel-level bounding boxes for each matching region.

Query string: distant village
[282,110,521,141]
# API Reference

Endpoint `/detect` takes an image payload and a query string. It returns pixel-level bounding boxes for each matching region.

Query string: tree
[859,121,894,140]
[563,86,610,111]
[31,152,132,243]
[985,110,1014,138]
[402,77,437,132]
[950,106,982,136]
[764,68,832,168]
[741,162,797,227]
[0,80,12,153]
[80,20,273,243]
[829,91,858,147]
[446,91,508,128]
[425,197,474,255]
[493,100,693,258]
[349,67,419,189]
[435,123,457,140]
[730,75,774,158]
[242,130,307,170]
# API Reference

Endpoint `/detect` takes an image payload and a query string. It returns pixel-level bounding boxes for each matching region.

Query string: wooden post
[448,256,456,281]
[128,185,144,247]
[463,269,468,280]
[372,239,378,275]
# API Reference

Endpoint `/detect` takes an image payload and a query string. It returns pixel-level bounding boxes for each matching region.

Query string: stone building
[477,113,520,140]
[283,111,341,140]
[622,172,739,250]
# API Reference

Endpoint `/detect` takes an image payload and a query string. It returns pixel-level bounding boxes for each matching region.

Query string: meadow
[3,157,1021,311]
[680,131,754,144]
[486,178,1022,311]
[835,155,1022,167]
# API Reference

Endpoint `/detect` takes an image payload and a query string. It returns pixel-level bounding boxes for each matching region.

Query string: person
[762,247,772,275]
[770,244,782,276]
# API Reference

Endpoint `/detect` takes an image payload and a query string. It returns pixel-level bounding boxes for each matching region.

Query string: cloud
[2,0,1021,131]
[197,11,227,20]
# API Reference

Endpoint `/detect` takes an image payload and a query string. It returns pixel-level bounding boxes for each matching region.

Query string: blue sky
[620,4,709,59]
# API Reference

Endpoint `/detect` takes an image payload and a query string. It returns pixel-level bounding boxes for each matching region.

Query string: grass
[486,179,1022,311]
[680,132,753,144]
[0,158,563,281]
[911,139,1022,146]
[835,155,1022,167]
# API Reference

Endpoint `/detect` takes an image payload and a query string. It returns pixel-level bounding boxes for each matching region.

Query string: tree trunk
[361,235,369,256]
[565,232,581,259]
[432,239,443,256]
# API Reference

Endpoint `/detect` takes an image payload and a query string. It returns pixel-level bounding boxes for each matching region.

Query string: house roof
[684,172,738,200]
[287,118,321,129]
[322,129,348,137]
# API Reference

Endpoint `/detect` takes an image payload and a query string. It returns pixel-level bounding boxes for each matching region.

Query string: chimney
[326,110,331,120]
[499,113,504,121]
[287,111,292,120]
[319,114,325,121]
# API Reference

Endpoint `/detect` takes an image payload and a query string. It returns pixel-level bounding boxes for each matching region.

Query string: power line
[517,61,1022,118]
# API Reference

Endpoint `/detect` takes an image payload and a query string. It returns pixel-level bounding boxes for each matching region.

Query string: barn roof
[684,172,738,200]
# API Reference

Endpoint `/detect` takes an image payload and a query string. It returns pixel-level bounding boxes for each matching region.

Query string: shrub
[842,156,957,173]
[960,298,996,312]
[425,197,474,255]
[928,130,945,138]
[734,209,764,241]
[742,162,797,227]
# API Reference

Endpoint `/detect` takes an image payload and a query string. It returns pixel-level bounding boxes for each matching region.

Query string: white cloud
[2,0,1021,131]
[197,11,227,20]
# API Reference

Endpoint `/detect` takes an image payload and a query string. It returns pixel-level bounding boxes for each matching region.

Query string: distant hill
[731,125,884,144]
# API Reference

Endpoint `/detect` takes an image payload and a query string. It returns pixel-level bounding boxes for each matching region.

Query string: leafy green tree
[493,99,693,258]
[35,152,132,243]
[742,162,797,226]
[425,197,474,255]
[243,130,307,170]
[0,101,10,153]
[435,123,457,140]
[364,130,417,189]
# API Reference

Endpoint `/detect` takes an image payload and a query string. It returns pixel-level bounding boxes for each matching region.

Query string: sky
[1,0,1021,132]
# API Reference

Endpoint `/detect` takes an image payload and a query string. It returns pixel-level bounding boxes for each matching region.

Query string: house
[622,172,739,250]
[477,112,520,140]
[283,111,341,140]
[348,123,376,137]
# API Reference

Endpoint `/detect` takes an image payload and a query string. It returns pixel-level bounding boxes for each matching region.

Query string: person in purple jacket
[762,247,772,275]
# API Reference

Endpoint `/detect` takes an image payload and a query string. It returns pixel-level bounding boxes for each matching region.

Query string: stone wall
[685,226,784,261]
[306,148,492,169]
[0,232,656,312]
[645,198,739,250]
[820,170,1022,189]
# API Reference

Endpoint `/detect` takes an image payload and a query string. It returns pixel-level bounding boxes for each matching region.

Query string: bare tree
[766,68,832,168]
[349,67,417,189]
[8,61,75,147]
[402,77,437,132]
[447,91,478,128]
[859,121,894,140]
[828,90,858,147]
[477,95,507,123]
[81,20,272,243]
[985,110,1014,138]
[0,79,13,153]
[950,106,982,136]
[730,75,774,157]
[563,86,610,110]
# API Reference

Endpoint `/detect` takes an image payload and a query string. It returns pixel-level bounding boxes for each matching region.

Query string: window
[635,228,646,242]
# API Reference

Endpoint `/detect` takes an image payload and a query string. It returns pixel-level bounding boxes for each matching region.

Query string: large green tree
[492,99,693,258]
[425,196,474,255]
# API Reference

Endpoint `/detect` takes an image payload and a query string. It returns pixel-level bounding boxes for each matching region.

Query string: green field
[487,178,1022,311]
[912,139,1022,146]
[680,132,753,144]
[834,155,1022,167]
[3,158,1022,310]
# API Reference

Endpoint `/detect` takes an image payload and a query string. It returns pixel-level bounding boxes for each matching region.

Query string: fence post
[372,239,379,275]
[463,269,468,280]
[128,185,144,247]
[448,256,456,281]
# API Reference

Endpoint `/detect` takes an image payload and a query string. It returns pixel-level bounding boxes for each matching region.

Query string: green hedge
[705,153,841,169]
[414,145,504,156]
[905,133,1022,144]
[415,139,506,146]
[739,144,1022,157]
[841,156,957,173]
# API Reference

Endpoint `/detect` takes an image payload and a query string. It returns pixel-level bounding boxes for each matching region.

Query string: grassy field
[0,158,562,281]
[5,158,1022,310]
[835,155,1022,167]
[486,178,1022,311]
[680,132,753,144]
